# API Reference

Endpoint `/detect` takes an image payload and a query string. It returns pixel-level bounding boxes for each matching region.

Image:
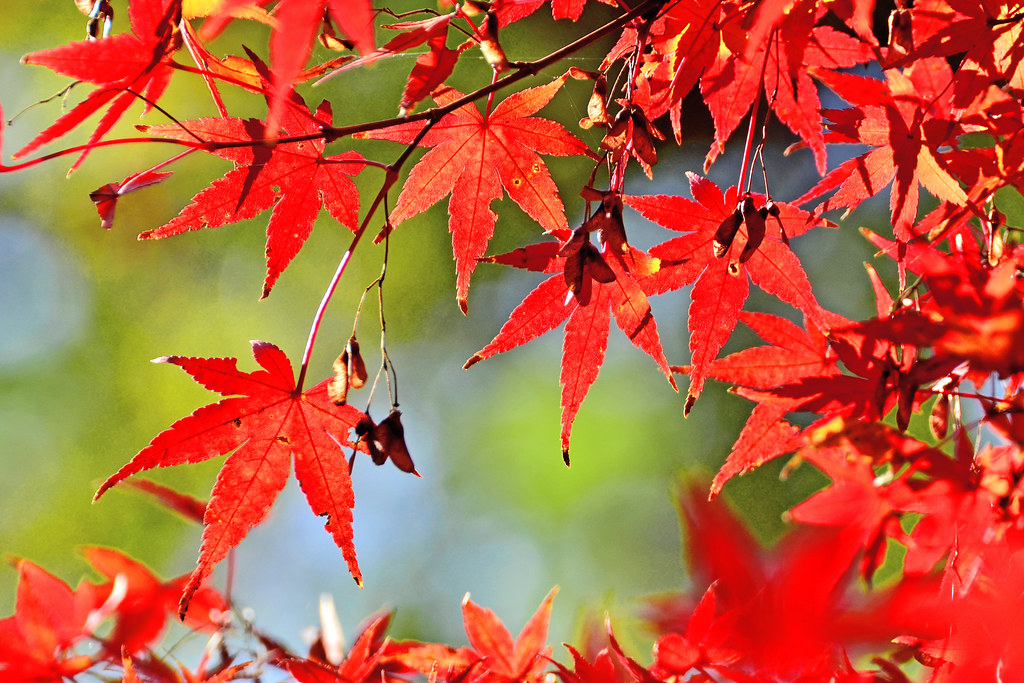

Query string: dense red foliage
[4,0,1024,680]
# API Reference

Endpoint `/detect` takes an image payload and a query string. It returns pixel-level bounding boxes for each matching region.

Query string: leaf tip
[151,355,174,364]
[463,354,483,369]
[683,393,696,416]
[562,449,570,467]
[458,297,469,315]
[462,591,471,607]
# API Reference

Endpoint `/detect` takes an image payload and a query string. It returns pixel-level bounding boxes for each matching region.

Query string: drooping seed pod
[713,207,743,258]
[372,410,418,475]
[328,336,368,406]
[739,194,766,263]
[478,10,510,73]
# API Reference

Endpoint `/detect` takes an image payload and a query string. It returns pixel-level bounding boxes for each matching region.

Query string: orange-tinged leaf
[0,561,99,681]
[94,341,371,616]
[512,587,558,674]
[83,547,226,655]
[462,594,516,674]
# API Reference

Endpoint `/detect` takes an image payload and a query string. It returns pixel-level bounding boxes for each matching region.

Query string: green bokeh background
[0,0,883,655]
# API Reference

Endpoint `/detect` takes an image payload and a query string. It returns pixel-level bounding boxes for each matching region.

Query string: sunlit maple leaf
[464,241,676,462]
[93,341,371,617]
[700,0,874,173]
[494,0,616,23]
[16,0,182,171]
[787,418,974,581]
[861,235,1024,376]
[796,58,971,241]
[704,311,837,494]
[897,0,1024,109]
[625,173,826,414]
[611,0,872,167]
[199,0,374,133]
[355,77,591,313]
[316,15,466,116]
[139,89,365,298]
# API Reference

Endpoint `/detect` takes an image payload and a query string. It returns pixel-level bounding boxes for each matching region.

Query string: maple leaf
[625,173,826,414]
[278,612,393,683]
[83,547,226,656]
[860,234,1024,376]
[699,0,874,173]
[704,311,838,494]
[611,0,872,166]
[16,0,182,172]
[123,650,250,683]
[650,487,935,680]
[355,77,591,313]
[0,561,101,682]
[316,15,466,116]
[493,0,616,23]
[464,241,676,462]
[895,0,1024,109]
[786,418,974,582]
[139,90,365,298]
[460,588,557,683]
[93,341,371,616]
[200,0,375,133]
[796,58,971,241]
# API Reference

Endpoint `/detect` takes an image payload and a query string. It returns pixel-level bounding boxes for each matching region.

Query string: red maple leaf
[493,0,615,23]
[460,588,557,683]
[82,547,226,656]
[0,561,101,681]
[201,0,375,133]
[464,241,676,462]
[610,0,872,167]
[796,57,971,241]
[317,15,466,116]
[93,340,373,616]
[139,89,365,298]
[355,77,592,313]
[625,173,825,414]
[648,488,935,680]
[860,234,1024,376]
[895,0,1024,111]
[699,0,874,173]
[16,0,182,171]
[704,311,838,494]
[278,612,394,683]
